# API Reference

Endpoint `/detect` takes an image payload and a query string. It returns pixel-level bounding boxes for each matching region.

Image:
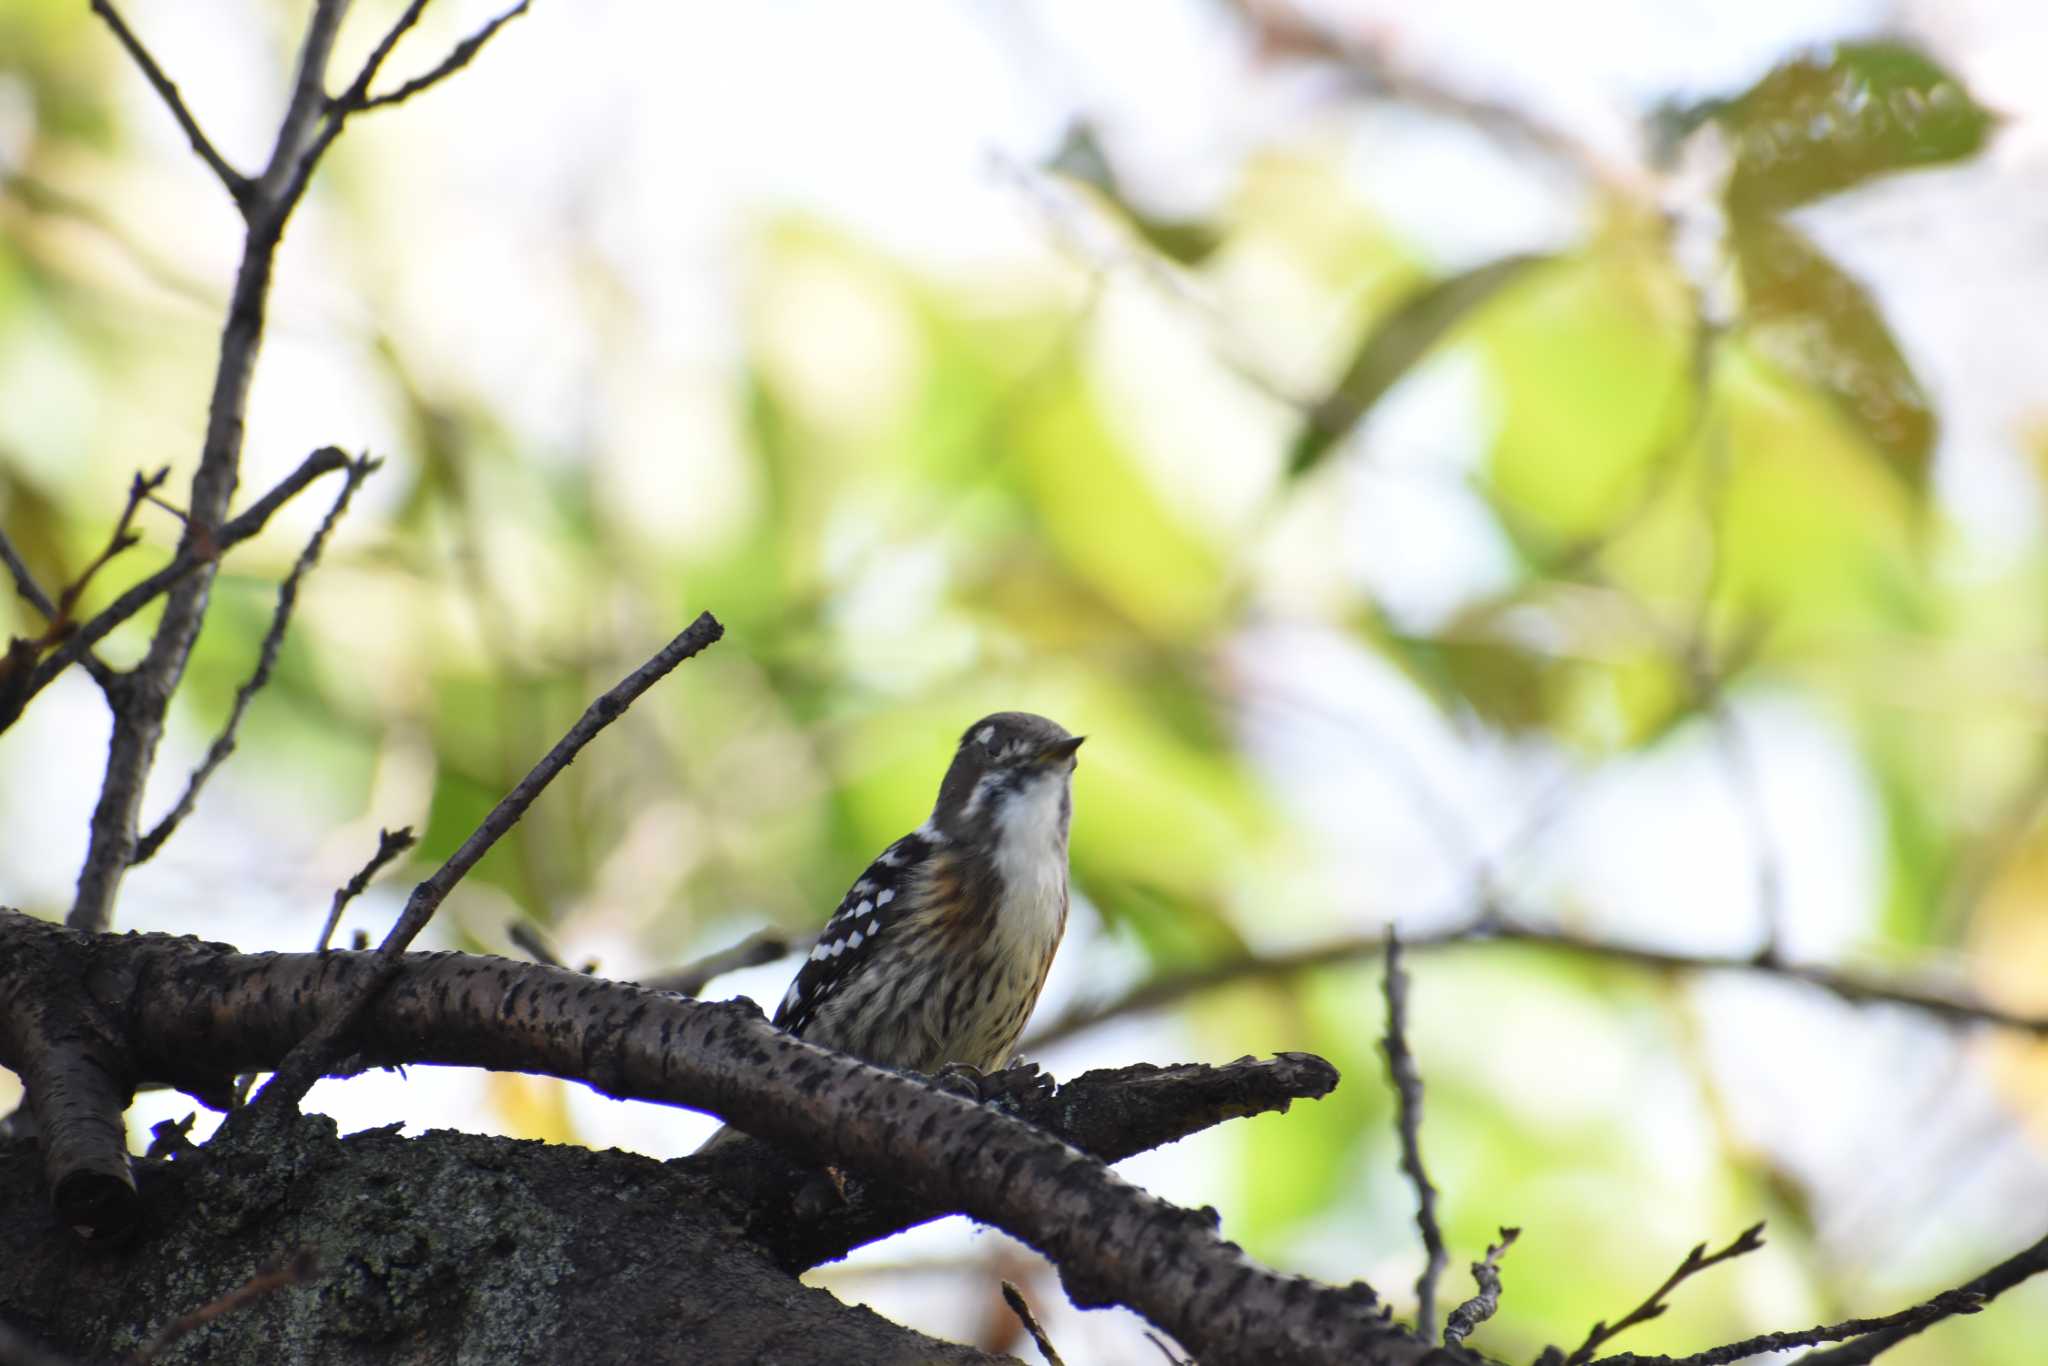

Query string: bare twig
[134,1248,320,1362]
[66,0,354,938]
[1025,915,2048,1050]
[1001,1281,1067,1366]
[354,1,535,112]
[1794,1229,2048,1365]
[244,612,724,1121]
[0,528,59,621]
[314,827,418,954]
[1381,930,1446,1341]
[132,455,380,866]
[16,448,349,719]
[0,527,118,692]
[1559,1223,1766,1365]
[1442,1227,1518,1347]
[87,0,251,203]
[54,467,168,623]
[643,928,803,996]
[1592,1290,1981,1365]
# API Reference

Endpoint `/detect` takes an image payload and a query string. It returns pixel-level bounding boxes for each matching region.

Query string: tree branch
[87,0,252,204]
[1027,916,2048,1050]
[1379,931,1446,1340]
[7,447,350,726]
[1441,1227,1517,1348]
[245,612,725,1121]
[313,826,418,954]
[0,908,1442,1366]
[1550,1223,1767,1365]
[65,0,356,938]
[641,927,804,997]
[353,1,534,113]
[725,1055,1343,1271]
[1791,1229,2048,1365]
[131,454,380,866]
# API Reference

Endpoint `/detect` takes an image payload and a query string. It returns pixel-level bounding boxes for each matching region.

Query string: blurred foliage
[2,10,2045,1363]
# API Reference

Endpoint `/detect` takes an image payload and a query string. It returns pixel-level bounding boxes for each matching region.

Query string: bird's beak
[1040,735,1085,764]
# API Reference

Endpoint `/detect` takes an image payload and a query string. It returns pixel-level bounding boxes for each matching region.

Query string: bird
[699,711,1082,1151]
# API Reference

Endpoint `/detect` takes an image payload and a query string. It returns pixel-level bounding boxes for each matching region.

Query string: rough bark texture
[2,910,1440,1365]
[0,1115,1006,1365]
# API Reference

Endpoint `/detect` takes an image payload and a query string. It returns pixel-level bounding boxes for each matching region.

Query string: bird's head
[930,712,1083,845]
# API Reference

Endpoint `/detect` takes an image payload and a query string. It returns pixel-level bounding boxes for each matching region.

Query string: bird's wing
[773,830,935,1037]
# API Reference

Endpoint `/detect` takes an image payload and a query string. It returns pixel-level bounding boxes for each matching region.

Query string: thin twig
[132,455,380,866]
[10,448,349,727]
[1795,1228,2048,1365]
[1025,915,2048,1050]
[275,0,435,213]
[0,528,59,621]
[1000,1281,1067,1366]
[54,467,168,622]
[87,0,251,203]
[355,1,535,112]
[1559,1223,1767,1365]
[244,613,724,1121]
[0,528,118,692]
[1380,929,1446,1340]
[642,928,803,996]
[314,827,418,954]
[134,1248,320,1361]
[1442,1226,1519,1347]
[1593,1288,1982,1365]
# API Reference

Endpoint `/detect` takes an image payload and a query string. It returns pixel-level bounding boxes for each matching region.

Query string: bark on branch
[0,908,1463,1366]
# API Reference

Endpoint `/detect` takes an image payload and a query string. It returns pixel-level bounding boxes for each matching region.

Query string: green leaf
[1717,41,1994,216]
[1733,216,1933,491]
[1290,254,1550,478]
[1047,122,1223,266]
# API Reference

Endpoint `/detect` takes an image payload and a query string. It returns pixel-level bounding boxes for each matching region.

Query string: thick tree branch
[130,455,379,866]
[0,916,138,1241]
[246,612,725,1121]
[87,0,252,204]
[0,908,1449,1366]
[725,1055,1342,1271]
